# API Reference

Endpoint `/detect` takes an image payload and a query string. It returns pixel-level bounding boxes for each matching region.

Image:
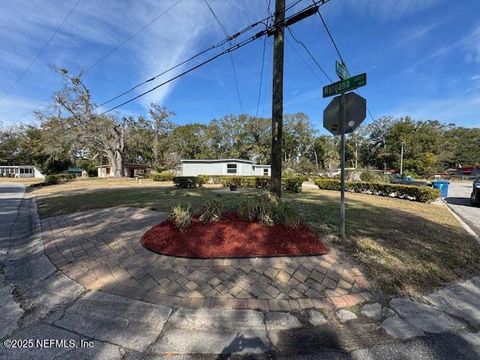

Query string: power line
[0,0,81,103]
[256,0,272,117]
[85,0,184,74]
[203,0,243,113]
[271,1,326,83]
[98,31,267,117]
[97,0,328,117]
[286,37,324,84]
[96,0,307,110]
[20,0,184,118]
[95,9,271,110]
[316,9,344,64]
[256,35,268,117]
[286,26,332,82]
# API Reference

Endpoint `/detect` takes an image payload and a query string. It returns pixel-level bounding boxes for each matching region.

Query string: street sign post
[336,61,350,80]
[323,73,367,98]
[323,73,367,237]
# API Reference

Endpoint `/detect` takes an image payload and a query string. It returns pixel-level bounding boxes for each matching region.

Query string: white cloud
[0,0,266,120]
[388,93,480,125]
[462,24,480,63]
[126,0,262,108]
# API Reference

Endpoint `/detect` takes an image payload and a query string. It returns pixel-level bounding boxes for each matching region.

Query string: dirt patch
[141,212,329,258]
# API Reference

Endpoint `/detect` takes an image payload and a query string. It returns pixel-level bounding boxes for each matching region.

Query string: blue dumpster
[432,180,449,198]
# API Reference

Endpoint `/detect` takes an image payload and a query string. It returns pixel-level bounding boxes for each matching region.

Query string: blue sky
[0,0,479,133]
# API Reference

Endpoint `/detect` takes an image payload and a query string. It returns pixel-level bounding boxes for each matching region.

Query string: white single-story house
[0,165,44,178]
[176,159,271,177]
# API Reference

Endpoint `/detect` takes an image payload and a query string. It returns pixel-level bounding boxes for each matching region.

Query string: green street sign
[336,61,350,80]
[323,73,367,98]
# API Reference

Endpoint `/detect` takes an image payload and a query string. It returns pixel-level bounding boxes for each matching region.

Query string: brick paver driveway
[42,207,371,311]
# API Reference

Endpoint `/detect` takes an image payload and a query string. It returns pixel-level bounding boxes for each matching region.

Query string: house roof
[67,167,83,172]
[180,159,255,164]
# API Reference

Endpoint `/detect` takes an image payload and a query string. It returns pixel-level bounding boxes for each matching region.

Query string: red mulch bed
[141,212,329,258]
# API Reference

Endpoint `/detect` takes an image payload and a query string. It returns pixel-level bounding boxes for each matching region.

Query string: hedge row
[44,174,76,185]
[281,177,306,193]
[152,172,174,181]
[196,175,306,193]
[173,176,206,188]
[216,176,270,189]
[314,178,439,203]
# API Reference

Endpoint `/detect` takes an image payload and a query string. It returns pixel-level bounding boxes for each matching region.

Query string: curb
[442,199,480,245]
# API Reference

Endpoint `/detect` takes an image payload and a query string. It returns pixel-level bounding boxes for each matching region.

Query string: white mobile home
[177,159,271,177]
[0,165,44,178]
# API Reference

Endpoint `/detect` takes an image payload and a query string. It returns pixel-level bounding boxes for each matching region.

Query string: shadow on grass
[288,191,480,296]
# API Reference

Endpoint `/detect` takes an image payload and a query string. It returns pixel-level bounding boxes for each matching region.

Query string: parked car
[471,177,480,206]
[390,174,412,184]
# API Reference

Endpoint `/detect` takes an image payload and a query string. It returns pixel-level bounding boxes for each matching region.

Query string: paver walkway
[41,207,371,311]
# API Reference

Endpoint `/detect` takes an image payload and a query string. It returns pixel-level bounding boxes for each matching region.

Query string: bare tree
[52,68,125,177]
[149,103,174,169]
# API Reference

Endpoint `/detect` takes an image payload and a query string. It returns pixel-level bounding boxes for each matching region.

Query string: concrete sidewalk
[0,183,479,359]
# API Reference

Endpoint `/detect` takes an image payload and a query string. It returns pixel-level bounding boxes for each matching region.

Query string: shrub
[44,174,76,185]
[212,175,304,192]
[225,176,242,189]
[360,170,382,182]
[170,202,192,231]
[238,197,259,222]
[173,176,205,188]
[238,192,276,224]
[281,176,305,193]
[314,179,440,203]
[199,199,223,223]
[237,192,301,227]
[314,178,341,191]
[271,201,301,228]
[256,192,278,226]
[197,175,210,184]
[152,171,174,181]
[215,176,269,189]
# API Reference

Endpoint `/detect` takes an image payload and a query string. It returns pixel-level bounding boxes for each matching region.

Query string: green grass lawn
[34,183,480,297]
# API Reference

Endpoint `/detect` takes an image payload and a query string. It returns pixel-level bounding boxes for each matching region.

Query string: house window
[227,164,237,174]
[263,168,269,176]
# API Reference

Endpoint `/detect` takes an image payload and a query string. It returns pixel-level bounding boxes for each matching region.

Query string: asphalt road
[445,181,480,236]
[0,184,25,266]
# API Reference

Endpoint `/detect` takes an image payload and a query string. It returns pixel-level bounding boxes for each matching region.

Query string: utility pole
[270,0,285,197]
[383,140,387,174]
[400,141,404,176]
[269,0,320,196]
